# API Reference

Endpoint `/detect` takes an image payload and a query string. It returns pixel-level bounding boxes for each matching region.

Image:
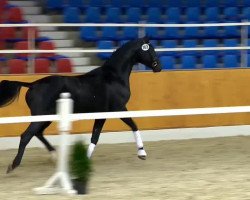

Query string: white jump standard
[33,93,76,195]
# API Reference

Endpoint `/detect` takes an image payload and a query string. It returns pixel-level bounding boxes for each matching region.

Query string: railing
[0,93,250,194]
[0,22,249,72]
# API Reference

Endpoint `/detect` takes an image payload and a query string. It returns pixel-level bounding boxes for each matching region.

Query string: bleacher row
[48,0,250,70]
[46,0,250,11]
[0,0,73,74]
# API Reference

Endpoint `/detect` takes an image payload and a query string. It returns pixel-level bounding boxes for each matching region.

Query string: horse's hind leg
[120,117,147,160]
[7,122,48,173]
[35,122,57,160]
[87,119,106,158]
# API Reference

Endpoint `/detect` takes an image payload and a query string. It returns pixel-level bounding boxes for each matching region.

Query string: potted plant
[69,140,92,194]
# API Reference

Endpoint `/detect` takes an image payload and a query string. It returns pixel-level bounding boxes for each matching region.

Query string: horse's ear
[143,36,150,43]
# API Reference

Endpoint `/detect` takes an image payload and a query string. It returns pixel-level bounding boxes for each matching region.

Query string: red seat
[56,58,73,73]
[0,0,8,8]
[34,58,50,73]
[1,27,17,41]
[38,41,56,59]
[6,6,24,23]
[8,59,27,74]
[14,41,30,59]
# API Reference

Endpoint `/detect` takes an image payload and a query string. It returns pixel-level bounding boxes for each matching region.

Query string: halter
[141,42,159,70]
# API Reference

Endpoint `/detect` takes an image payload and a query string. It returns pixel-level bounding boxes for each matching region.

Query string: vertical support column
[240,21,248,68]
[33,93,76,195]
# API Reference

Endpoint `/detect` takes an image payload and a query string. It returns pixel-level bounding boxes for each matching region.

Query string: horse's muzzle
[152,61,162,72]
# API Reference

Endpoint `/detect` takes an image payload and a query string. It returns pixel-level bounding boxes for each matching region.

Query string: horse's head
[136,37,161,72]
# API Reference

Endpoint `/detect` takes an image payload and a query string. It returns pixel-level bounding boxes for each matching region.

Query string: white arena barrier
[1,93,250,194]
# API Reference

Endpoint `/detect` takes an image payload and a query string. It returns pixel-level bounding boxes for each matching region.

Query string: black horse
[0,37,161,173]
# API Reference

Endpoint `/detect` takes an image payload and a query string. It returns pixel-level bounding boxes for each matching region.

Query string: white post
[33,93,76,195]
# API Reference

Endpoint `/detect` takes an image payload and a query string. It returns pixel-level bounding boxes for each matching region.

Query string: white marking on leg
[87,143,96,158]
[133,130,147,157]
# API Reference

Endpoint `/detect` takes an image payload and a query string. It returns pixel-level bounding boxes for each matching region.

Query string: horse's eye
[141,44,149,51]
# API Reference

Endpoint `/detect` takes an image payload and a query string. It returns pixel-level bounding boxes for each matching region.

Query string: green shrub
[69,141,92,183]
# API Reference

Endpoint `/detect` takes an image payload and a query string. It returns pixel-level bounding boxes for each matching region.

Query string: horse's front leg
[120,117,147,160]
[87,119,106,158]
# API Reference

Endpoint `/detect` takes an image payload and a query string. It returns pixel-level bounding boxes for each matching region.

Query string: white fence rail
[1,93,250,194]
[2,106,250,125]
[0,22,249,71]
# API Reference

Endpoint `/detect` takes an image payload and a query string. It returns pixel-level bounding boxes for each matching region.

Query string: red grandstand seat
[34,58,50,73]
[2,27,17,42]
[0,0,7,8]
[56,58,73,73]
[8,59,27,74]
[38,40,56,59]
[14,41,30,60]
[6,6,24,23]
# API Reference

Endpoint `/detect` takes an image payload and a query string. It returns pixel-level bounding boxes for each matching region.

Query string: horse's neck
[103,45,137,85]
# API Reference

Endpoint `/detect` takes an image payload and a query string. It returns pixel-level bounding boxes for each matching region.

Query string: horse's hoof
[6,164,13,174]
[50,151,57,163]
[138,155,147,160]
[138,149,147,160]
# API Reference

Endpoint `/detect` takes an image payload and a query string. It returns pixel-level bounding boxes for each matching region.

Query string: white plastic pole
[33,93,76,195]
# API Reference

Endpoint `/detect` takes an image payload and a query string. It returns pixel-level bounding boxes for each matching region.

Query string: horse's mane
[102,39,141,69]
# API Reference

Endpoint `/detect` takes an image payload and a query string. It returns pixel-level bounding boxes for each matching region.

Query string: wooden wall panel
[1,69,250,137]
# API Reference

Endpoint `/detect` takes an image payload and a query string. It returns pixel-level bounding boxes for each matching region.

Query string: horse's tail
[0,80,32,107]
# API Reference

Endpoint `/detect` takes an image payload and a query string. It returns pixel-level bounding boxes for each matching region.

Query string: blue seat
[120,27,139,40]
[67,0,84,9]
[185,7,201,23]
[247,54,250,67]
[63,7,81,23]
[127,0,143,7]
[242,0,250,6]
[183,0,203,7]
[97,40,114,60]
[105,7,122,23]
[145,27,161,40]
[223,7,240,22]
[84,7,101,23]
[80,27,99,42]
[204,0,221,7]
[222,24,240,38]
[181,55,197,69]
[110,0,126,7]
[167,0,182,7]
[221,0,239,7]
[183,25,200,39]
[160,40,178,56]
[223,39,239,56]
[159,56,175,70]
[147,0,164,7]
[101,26,119,40]
[165,7,181,23]
[89,0,110,7]
[162,26,181,39]
[202,39,219,56]
[202,26,221,39]
[242,7,250,21]
[202,55,218,69]
[46,0,65,10]
[204,7,220,22]
[181,40,198,56]
[146,7,162,23]
[223,54,239,68]
[125,7,141,22]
